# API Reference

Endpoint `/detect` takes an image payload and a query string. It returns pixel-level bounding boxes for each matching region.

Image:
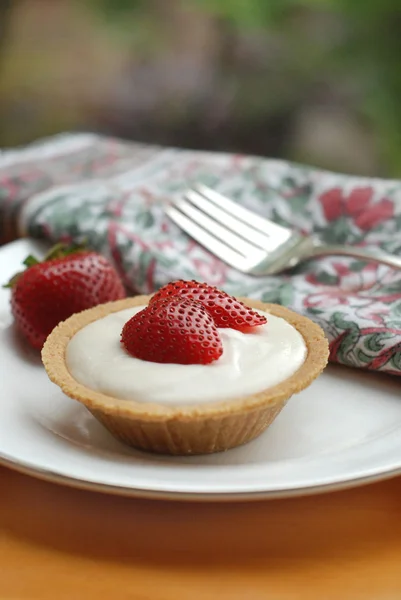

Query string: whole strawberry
[6,244,126,349]
[150,280,267,331]
[121,296,223,365]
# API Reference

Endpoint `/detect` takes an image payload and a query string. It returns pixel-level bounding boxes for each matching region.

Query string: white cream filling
[66,306,307,406]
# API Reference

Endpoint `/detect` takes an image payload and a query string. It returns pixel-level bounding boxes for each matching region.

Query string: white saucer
[1,239,400,501]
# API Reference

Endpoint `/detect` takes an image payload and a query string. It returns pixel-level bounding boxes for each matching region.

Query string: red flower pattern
[304,262,399,327]
[319,186,394,230]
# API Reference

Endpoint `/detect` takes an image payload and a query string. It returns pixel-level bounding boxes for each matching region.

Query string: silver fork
[166,184,401,276]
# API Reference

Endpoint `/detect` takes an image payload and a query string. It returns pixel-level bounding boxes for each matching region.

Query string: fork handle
[310,242,401,269]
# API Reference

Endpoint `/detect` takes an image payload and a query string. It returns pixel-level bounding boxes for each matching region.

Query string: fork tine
[195,184,291,240]
[166,206,252,272]
[185,189,280,252]
[173,198,261,258]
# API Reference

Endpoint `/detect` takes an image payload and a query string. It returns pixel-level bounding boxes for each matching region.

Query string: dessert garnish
[121,296,223,365]
[150,280,267,331]
[121,280,268,365]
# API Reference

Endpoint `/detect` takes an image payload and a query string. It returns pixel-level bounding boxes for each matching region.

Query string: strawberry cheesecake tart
[42,281,329,455]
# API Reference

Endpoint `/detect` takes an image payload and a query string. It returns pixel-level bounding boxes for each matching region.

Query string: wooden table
[1,466,401,599]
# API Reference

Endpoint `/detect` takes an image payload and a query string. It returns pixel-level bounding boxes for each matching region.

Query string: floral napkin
[1,133,400,375]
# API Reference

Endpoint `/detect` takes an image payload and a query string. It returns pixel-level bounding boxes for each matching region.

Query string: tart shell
[42,296,329,455]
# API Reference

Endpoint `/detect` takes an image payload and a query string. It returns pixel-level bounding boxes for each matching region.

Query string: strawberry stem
[23,255,40,268]
[2,274,20,289]
[43,241,86,261]
[2,240,88,289]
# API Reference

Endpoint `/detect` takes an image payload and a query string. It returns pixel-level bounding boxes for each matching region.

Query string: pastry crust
[42,296,329,454]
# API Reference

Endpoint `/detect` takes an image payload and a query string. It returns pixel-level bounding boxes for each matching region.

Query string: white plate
[1,239,401,501]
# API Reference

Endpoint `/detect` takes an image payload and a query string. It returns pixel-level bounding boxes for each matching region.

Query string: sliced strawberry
[121,297,223,365]
[150,280,267,331]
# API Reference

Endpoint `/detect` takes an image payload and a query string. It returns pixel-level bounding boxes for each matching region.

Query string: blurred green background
[1,0,401,176]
